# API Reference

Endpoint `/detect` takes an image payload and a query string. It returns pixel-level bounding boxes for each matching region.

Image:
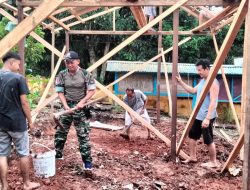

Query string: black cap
[63,51,79,60]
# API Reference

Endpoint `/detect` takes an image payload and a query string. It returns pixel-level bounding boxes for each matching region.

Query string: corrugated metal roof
[106,60,242,75]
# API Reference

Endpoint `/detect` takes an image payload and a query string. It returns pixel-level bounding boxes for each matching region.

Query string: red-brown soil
[5,109,242,190]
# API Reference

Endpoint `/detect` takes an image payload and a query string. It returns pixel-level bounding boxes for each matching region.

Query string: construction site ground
[6,106,242,190]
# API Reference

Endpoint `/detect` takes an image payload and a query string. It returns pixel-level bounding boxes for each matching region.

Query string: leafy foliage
[0,17,46,74]
[26,75,49,109]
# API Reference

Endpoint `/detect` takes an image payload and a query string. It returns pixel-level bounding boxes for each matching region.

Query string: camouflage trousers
[54,101,92,163]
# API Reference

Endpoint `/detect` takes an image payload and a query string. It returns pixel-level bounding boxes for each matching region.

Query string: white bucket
[31,143,56,178]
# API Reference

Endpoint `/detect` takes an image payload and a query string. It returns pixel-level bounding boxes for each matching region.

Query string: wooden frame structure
[0,0,249,188]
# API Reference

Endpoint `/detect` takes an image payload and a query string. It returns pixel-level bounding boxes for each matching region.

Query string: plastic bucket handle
[30,142,53,153]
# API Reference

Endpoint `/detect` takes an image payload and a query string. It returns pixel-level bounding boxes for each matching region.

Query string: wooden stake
[177,0,248,155]
[171,8,179,161]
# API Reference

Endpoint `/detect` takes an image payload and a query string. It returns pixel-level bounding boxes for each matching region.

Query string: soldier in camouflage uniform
[54,51,95,171]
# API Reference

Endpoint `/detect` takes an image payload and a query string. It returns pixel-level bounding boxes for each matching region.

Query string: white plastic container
[31,143,56,178]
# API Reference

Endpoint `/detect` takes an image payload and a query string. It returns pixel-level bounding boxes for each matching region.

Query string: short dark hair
[126,88,134,92]
[195,59,210,70]
[2,52,21,63]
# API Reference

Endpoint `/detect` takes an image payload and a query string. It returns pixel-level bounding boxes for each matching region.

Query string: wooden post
[171,8,179,161]
[0,0,64,59]
[177,0,248,155]
[17,2,25,75]
[243,2,250,189]
[51,23,55,75]
[65,31,69,52]
[113,9,116,31]
[157,6,163,123]
[161,48,172,117]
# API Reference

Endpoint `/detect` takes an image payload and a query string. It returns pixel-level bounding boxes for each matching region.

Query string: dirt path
[6,113,242,190]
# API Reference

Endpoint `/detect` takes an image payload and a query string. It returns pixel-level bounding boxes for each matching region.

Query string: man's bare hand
[202,118,210,128]
[28,122,34,130]
[176,73,182,83]
[76,101,86,109]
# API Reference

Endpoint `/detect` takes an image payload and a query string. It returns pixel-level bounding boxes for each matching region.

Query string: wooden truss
[0,0,249,186]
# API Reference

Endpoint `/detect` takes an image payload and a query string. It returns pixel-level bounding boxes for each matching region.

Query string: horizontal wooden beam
[21,0,236,7]
[68,30,208,35]
[55,7,122,32]
[71,6,100,16]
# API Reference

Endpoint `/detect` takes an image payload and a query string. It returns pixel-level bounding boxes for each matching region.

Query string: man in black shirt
[0,52,39,190]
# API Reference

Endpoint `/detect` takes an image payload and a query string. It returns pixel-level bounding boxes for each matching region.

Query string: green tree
[0,17,46,73]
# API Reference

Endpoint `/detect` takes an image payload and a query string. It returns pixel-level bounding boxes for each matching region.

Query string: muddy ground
[6,107,242,190]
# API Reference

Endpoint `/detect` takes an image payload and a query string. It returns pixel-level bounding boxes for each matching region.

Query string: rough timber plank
[21,0,235,7]
[212,33,240,132]
[242,2,250,188]
[0,0,64,58]
[130,6,147,28]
